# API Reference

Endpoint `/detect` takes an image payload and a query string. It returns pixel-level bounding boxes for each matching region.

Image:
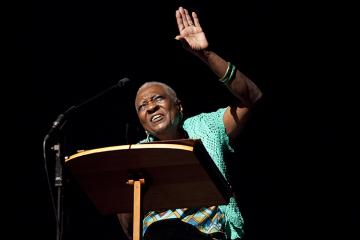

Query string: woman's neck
[156,127,188,141]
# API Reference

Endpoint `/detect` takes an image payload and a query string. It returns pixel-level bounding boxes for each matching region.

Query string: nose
[146,101,159,113]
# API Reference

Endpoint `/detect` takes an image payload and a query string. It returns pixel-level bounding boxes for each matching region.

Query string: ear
[176,99,183,112]
[177,101,184,122]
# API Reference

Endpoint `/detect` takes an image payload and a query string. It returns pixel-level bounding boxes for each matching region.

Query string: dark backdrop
[12,1,357,240]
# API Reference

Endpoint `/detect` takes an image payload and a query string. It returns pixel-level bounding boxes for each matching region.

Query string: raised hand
[175,7,209,51]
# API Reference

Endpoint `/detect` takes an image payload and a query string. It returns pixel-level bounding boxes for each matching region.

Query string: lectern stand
[65,139,232,240]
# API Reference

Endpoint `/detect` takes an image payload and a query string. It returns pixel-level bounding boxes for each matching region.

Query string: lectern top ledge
[65,138,232,213]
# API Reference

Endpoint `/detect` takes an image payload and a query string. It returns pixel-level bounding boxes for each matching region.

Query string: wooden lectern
[65,139,232,240]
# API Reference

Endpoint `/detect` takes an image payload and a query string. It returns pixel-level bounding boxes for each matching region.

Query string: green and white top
[142,107,244,239]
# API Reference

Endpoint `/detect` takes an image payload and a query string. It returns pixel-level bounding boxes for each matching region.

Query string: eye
[154,96,164,102]
[138,103,146,112]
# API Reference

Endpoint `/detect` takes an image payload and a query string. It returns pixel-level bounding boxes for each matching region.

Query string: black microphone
[75,77,131,110]
[45,77,131,137]
[43,77,131,240]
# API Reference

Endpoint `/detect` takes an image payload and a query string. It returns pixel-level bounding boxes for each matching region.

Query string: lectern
[65,139,232,240]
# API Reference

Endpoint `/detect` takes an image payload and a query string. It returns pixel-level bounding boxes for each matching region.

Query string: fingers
[175,35,183,40]
[175,10,184,32]
[179,7,189,28]
[192,12,200,27]
[176,6,197,31]
[184,8,194,26]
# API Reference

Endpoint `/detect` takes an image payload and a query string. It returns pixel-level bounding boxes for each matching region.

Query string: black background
[12,1,357,240]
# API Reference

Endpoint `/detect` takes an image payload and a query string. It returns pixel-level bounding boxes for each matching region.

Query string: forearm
[196,49,262,107]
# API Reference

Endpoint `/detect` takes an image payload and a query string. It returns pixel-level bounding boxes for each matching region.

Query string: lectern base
[127,178,145,240]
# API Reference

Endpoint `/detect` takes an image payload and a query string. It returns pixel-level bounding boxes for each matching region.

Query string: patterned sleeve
[183,107,234,180]
[184,108,245,240]
[210,107,234,153]
[184,107,234,152]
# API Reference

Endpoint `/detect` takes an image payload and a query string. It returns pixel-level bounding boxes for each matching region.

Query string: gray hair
[135,81,179,109]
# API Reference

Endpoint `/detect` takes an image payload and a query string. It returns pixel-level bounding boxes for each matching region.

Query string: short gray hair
[135,81,179,108]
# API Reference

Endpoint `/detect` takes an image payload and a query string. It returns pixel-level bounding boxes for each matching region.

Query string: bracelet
[224,64,236,84]
[219,62,231,82]
[219,62,236,84]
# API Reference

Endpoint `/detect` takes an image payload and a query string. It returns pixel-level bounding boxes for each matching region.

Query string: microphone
[45,77,131,137]
[75,77,131,110]
[42,77,131,240]
[116,77,130,87]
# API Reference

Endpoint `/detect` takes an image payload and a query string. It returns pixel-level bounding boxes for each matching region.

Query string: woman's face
[135,84,182,140]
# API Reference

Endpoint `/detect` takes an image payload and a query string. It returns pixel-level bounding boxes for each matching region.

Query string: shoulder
[183,107,228,139]
[183,107,227,127]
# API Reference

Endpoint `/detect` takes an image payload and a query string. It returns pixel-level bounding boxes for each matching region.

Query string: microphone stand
[43,78,131,240]
[53,135,64,240]
[44,106,75,240]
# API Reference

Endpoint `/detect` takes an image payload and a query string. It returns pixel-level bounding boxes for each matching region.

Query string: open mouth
[151,114,164,123]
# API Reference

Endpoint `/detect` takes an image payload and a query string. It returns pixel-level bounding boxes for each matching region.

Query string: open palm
[175,7,209,51]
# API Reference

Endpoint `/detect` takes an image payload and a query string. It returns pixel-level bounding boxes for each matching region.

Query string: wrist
[195,49,212,60]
